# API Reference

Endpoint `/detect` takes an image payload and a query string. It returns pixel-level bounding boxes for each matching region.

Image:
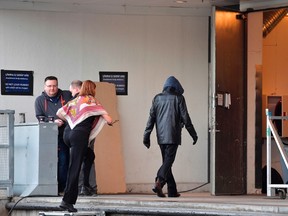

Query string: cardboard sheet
[93,82,126,193]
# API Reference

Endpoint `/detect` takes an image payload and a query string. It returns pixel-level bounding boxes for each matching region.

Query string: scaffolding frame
[266,109,288,197]
[0,110,14,197]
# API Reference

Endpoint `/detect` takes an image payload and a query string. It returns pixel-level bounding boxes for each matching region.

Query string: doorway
[213,8,247,195]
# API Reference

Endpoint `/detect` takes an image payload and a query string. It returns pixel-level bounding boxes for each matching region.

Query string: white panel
[0,10,209,192]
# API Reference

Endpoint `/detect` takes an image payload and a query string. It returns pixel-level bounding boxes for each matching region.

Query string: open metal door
[213,8,247,195]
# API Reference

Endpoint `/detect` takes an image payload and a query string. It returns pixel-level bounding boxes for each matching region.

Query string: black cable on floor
[179,182,210,193]
[7,196,26,216]
[7,195,57,216]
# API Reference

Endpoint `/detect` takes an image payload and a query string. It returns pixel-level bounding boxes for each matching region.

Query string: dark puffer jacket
[143,76,197,145]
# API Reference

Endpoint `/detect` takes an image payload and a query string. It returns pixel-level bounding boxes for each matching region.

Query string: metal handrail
[266,109,288,196]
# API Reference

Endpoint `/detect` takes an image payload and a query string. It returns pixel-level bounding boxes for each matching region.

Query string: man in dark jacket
[143,76,198,198]
[34,76,72,194]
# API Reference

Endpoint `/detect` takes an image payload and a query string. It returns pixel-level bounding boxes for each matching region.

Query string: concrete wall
[0,9,209,192]
[247,12,263,194]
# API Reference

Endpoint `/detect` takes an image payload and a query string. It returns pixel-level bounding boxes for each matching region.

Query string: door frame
[209,6,247,195]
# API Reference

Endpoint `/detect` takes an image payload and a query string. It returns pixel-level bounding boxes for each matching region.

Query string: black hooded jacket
[34,89,72,136]
[143,76,197,145]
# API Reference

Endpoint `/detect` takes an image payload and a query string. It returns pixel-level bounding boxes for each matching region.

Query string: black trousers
[82,147,95,187]
[157,144,179,196]
[63,129,89,204]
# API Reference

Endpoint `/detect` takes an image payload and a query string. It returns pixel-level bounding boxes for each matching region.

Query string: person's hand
[54,119,64,127]
[192,135,198,145]
[107,120,119,126]
[143,140,150,149]
[103,114,113,126]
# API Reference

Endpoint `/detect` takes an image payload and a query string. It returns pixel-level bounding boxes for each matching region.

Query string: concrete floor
[5,192,288,216]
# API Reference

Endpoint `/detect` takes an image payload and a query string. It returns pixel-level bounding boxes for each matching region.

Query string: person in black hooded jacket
[143,76,198,198]
[34,76,72,194]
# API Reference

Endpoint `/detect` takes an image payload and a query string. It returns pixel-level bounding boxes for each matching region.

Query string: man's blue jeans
[58,137,70,193]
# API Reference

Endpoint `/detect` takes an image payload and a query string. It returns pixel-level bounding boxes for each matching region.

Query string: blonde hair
[79,80,96,96]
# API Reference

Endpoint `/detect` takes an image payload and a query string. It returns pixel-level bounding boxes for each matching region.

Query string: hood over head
[163,76,184,95]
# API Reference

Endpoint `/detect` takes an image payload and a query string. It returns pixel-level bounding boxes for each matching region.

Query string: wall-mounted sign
[1,70,34,96]
[99,71,128,95]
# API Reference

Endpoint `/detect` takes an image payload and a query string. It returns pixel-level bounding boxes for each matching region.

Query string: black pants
[63,129,89,204]
[157,144,179,196]
[82,147,95,187]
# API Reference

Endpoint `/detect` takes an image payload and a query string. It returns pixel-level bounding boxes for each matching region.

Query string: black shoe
[168,193,181,197]
[59,200,77,212]
[87,185,97,194]
[152,180,166,197]
[80,185,97,196]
